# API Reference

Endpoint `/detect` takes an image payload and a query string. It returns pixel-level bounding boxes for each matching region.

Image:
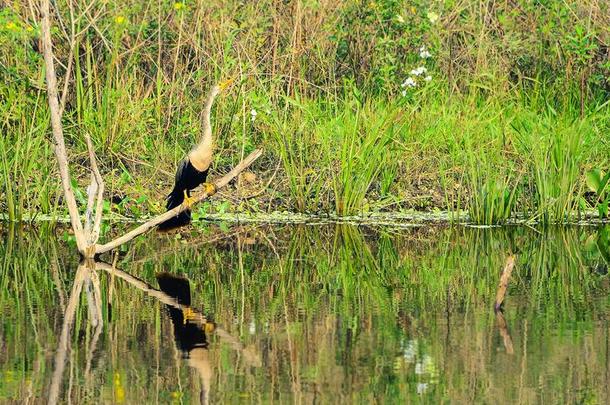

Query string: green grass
[0,1,609,224]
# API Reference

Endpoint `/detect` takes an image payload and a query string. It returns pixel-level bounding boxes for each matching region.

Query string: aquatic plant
[586,169,610,218]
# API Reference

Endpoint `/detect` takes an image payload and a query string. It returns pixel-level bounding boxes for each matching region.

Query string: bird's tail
[158,188,191,231]
[157,273,191,343]
[166,188,183,210]
[157,272,192,306]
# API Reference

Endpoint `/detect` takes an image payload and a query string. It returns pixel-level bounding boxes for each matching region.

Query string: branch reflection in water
[47,259,260,405]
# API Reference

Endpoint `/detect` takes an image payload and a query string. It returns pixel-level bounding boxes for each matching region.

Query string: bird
[158,78,233,230]
[156,272,215,404]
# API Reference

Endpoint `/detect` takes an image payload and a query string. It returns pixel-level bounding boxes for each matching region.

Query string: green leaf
[600,171,610,194]
[584,233,598,253]
[586,169,602,193]
[217,201,230,214]
[599,200,609,218]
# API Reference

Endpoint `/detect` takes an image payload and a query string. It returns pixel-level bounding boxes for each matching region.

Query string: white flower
[250,108,257,122]
[401,77,417,88]
[403,339,418,361]
[419,46,432,59]
[415,362,423,374]
[249,320,256,335]
[427,11,439,24]
[401,90,407,97]
[424,75,432,82]
[417,383,428,394]
[410,66,427,76]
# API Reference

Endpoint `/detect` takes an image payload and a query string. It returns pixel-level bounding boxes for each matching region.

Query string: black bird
[158,79,232,230]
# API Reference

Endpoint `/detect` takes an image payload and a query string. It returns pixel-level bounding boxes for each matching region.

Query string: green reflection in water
[1,224,609,403]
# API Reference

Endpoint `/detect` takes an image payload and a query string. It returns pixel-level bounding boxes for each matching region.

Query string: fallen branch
[95,149,262,254]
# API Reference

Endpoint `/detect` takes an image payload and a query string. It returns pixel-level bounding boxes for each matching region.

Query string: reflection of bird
[156,272,215,404]
[158,79,233,230]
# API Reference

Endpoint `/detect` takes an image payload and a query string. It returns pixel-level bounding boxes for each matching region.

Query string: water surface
[1,224,609,403]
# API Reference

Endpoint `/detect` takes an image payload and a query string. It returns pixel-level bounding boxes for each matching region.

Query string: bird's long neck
[189,86,220,172]
[200,89,216,146]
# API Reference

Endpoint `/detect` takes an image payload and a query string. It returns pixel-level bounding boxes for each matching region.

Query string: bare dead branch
[95,149,262,254]
[40,0,86,252]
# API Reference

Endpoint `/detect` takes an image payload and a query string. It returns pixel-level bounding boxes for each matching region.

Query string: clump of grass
[269,96,396,216]
[514,115,587,223]
[268,96,330,213]
[462,116,520,225]
[0,89,56,221]
[327,100,396,216]
[467,173,519,225]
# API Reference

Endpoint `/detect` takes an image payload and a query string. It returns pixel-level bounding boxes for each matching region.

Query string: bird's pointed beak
[218,77,235,91]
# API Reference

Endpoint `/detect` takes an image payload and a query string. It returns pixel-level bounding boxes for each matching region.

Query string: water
[1,223,609,403]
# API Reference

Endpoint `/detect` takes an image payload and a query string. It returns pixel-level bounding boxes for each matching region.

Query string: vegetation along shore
[1,1,609,225]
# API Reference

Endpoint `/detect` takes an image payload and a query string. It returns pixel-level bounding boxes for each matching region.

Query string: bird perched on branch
[159,79,233,230]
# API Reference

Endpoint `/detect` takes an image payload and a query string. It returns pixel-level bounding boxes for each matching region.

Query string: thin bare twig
[84,133,105,245]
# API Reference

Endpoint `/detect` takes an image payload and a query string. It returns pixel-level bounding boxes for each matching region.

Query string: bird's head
[218,77,235,91]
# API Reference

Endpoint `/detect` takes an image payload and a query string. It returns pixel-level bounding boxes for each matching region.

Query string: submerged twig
[495,310,515,354]
[494,254,516,311]
[494,254,517,354]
